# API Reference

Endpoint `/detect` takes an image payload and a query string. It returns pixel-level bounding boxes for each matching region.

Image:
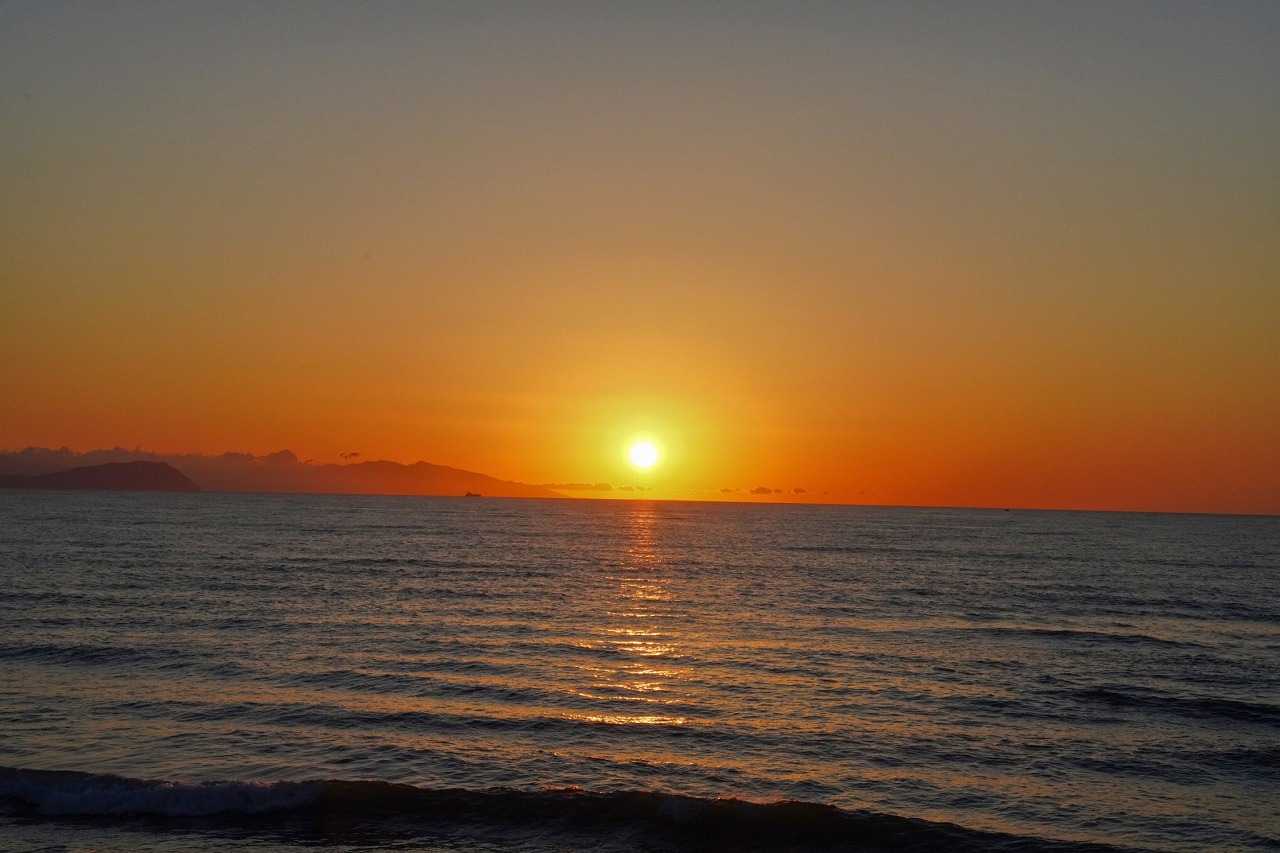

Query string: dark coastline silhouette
[0,447,561,499]
[0,460,199,492]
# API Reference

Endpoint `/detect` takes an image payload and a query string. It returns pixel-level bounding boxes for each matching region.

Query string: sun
[627,440,661,471]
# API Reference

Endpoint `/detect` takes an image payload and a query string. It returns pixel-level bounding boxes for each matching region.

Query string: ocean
[1,491,1276,852]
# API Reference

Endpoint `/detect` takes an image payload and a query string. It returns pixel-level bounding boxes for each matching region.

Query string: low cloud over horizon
[542,482,613,492]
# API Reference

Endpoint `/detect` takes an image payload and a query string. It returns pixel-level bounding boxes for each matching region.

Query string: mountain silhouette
[0,461,200,492]
[0,448,562,499]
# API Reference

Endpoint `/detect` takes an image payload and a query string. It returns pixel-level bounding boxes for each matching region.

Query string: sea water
[1,491,1276,851]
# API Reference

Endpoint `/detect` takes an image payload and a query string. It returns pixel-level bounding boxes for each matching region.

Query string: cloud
[750,486,776,495]
[340,451,361,460]
[544,482,613,491]
[792,487,807,494]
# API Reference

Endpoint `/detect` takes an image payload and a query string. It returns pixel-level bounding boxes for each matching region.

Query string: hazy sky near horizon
[3,2,1278,512]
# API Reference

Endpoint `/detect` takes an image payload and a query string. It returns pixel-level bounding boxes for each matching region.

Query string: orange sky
[2,4,1278,513]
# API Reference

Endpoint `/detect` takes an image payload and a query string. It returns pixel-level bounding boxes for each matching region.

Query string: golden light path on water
[569,504,689,727]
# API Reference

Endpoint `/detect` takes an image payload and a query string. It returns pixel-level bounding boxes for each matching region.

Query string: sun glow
[628,440,660,471]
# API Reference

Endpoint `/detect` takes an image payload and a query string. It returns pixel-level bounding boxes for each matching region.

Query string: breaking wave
[0,767,1125,852]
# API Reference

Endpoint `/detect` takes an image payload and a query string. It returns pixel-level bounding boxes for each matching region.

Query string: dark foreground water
[1,491,1276,852]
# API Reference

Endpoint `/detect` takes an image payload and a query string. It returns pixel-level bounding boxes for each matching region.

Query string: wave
[971,626,1205,648]
[0,767,1126,852]
[1074,687,1280,727]
[0,640,169,666]
[0,768,319,817]
[0,640,256,679]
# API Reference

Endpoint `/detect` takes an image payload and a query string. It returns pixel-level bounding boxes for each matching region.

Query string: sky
[2,1,1278,513]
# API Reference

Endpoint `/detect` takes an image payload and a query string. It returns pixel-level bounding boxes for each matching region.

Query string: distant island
[0,447,563,499]
[0,461,200,492]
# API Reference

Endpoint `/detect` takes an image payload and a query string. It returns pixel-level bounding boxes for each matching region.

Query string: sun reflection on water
[567,504,690,726]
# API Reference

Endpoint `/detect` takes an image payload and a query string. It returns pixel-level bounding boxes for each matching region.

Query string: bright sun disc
[628,440,660,470]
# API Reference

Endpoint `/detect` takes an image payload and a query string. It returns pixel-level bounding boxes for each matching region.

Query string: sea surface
[1,491,1277,852]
